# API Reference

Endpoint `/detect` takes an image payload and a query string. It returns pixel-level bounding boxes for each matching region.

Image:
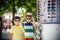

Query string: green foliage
[0,0,37,21]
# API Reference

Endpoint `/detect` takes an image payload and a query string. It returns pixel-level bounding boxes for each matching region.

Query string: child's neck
[27,21,31,23]
[15,25,20,26]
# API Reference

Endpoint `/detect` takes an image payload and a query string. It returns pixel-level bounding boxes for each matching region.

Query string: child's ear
[13,21,15,25]
[14,20,15,22]
[14,20,15,23]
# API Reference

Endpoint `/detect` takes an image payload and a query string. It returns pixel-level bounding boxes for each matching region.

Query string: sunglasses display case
[37,0,60,24]
[37,0,60,40]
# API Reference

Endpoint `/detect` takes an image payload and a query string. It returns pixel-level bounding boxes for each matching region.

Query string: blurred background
[0,0,60,40]
[0,0,37,21]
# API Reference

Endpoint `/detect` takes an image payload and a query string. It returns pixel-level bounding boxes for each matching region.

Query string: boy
[22,12,35,40]
[10,15,24,40]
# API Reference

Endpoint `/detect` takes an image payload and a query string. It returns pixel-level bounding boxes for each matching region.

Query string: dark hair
[14,16,21,20]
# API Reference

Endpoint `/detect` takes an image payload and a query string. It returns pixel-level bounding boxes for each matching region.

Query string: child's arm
[31,17,35,28]
[20,16,25,26]
[10,33,13,40]
[21,28,25,40]
[22,33,24,40]
[10,27,13,40]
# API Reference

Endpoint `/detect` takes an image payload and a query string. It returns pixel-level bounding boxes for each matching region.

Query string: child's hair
[14,16,21,20]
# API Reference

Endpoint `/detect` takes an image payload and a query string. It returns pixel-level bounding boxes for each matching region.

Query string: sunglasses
[48,16,56,18]
[48,13,56,15]
[26,18,31,20]
[14,19,20,22]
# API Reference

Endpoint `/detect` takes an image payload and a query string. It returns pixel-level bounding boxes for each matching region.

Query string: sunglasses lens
[15,20,20,22]
[26,15,32,20]
[27,18,31,20]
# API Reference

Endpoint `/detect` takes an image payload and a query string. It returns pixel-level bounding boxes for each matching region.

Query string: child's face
[26,17,31,22]
[4,20,11,26]
[14,19,20,26]
[25,15,32,22]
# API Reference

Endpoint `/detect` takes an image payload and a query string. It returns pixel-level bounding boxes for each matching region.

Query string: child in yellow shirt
[10,16,24,40]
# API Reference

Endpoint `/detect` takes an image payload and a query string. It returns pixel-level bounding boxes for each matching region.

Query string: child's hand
[35,22,40,27]
[31,16,35,21]
[24,16,26,20]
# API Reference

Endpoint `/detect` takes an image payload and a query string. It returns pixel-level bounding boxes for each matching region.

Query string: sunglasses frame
[14,19,20,22]
[26,17,31,20]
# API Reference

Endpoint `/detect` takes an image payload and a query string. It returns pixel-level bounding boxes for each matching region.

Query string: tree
[0,0,37,21]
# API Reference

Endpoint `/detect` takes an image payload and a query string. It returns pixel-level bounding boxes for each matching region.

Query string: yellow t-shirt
[10,25,24,40]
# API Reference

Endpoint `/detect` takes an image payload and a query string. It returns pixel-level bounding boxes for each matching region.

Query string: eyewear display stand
[37,0,60,24]
[37,0,60,40]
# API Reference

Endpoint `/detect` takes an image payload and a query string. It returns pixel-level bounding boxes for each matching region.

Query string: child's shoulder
[20,26,24,28]
[22,21,27,23]
[12,25,15,28]
[10,25,16,29]
[20,26,24,29]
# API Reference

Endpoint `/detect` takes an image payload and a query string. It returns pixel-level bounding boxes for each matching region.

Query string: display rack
[37,0,60,24]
